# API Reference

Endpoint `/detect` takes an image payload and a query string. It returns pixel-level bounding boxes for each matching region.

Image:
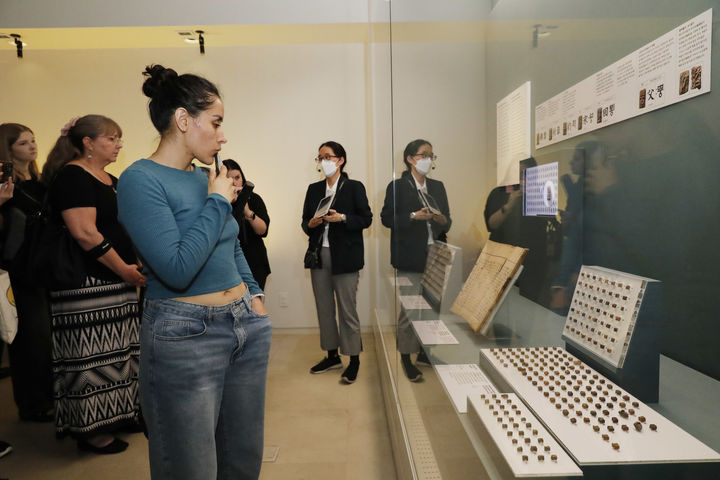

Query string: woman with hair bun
[117,65,271,479]
[44,114,146,454]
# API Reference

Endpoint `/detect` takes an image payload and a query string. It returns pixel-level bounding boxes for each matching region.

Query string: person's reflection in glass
[551,141,628,311]
[550,141,596,311]
[582,146,629,268]
[486,156,560,306]
[484,184,522,243]
[380,139,451,381]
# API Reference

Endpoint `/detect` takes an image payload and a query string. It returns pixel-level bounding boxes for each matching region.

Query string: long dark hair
[42,115,121,186]
[142,64,221,134]
[0,123,40,181]
[402,139,432,170]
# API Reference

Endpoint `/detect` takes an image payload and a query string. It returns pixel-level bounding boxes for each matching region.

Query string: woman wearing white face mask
[302,141,372,384]
[380,139,451,381]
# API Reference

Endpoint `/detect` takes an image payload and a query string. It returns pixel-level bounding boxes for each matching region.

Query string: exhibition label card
[435,364,498,413]
[412,320,459,345]
[388,276,412,287]
[536,9,712,148]
[399,295,432,310]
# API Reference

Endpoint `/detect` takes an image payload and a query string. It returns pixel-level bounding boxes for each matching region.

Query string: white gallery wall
[1,0,493,331]
[0,43,370,329]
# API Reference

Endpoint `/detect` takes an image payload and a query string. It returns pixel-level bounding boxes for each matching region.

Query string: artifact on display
[467,393,583,477]
[421,242,457,306]
[481,347,720,465]
[563,266,651,368]
[451,240,528,334]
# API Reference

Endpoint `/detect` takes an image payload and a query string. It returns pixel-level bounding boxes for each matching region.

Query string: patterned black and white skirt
[50,276,141,438]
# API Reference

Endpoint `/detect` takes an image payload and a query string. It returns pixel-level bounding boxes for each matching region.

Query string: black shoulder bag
[11,186,86,290]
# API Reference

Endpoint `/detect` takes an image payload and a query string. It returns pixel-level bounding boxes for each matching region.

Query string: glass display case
[372,1,720,479]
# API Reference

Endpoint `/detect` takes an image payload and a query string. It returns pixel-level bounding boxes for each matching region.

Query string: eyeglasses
[413,153,438,161]
[314,155,339,162]
[102,135,124,146]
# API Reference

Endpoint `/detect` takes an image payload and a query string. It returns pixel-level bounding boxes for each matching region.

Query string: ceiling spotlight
[196,30,205,55]
[10,33,23,58]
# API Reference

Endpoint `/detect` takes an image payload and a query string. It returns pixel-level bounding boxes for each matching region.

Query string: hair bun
[142,64,178,98]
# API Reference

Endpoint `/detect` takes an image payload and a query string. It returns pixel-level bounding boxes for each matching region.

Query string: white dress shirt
[322,178,339,247]
[412,176,434,246]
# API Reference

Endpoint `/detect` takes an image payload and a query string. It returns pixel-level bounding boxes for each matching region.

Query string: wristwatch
[410,212,416,220]
[341,213,347,222]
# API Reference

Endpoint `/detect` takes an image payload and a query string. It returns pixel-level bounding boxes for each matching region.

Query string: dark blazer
[231,192,271,282]
[380,170,451,273]
[302,173,372,275]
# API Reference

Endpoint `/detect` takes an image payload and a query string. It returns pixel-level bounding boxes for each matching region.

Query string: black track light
[196,30,205,55]
[10,34,22,58]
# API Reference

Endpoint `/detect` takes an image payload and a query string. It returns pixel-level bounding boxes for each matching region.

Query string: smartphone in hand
[1,162,13,181]
[214,153,222,176]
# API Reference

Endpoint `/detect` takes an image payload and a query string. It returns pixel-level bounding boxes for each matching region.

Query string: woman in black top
[223,159,271,289]
[0,123,53,422]
[42,115,146,454]
[302,141,372,384]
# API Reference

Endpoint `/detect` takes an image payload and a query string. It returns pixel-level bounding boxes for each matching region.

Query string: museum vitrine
[373,1,720,479]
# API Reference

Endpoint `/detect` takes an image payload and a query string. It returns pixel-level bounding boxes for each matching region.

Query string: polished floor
[0,332,396,480]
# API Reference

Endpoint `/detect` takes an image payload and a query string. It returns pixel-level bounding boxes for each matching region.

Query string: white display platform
[481,347,720,465]
[467,393,583,477]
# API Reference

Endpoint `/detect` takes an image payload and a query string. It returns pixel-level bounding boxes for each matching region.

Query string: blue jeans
[140,291,272,480]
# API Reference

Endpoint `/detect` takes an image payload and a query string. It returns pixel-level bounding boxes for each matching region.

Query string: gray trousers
[310,247,363,356]
[396,307,421,355]
[396,270,421,355]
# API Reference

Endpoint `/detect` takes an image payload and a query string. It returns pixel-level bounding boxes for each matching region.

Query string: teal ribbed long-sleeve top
[117,159,261,299]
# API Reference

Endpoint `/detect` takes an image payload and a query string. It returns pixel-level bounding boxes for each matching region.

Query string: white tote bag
[0,269,18,344]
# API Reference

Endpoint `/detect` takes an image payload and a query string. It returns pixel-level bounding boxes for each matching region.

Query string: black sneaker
[0,440,12,459]
[310,356,342,374]
[402,357,423,382]
[341,362,359,384]
[416,351,431,367]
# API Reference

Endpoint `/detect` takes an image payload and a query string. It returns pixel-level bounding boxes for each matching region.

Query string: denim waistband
[143,289,253,318]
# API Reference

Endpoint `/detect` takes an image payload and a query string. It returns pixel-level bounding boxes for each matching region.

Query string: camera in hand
[236,181,254,207]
